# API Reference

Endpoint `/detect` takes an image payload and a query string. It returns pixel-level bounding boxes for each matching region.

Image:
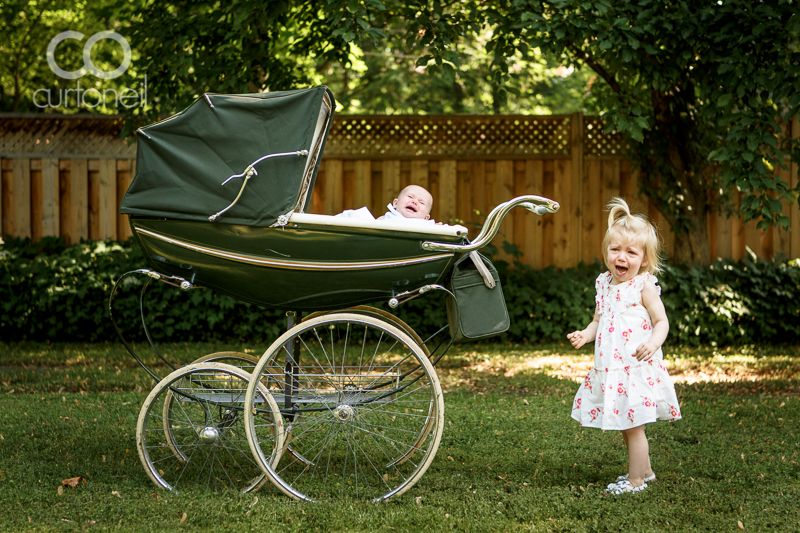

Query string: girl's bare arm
[635,281,669,361]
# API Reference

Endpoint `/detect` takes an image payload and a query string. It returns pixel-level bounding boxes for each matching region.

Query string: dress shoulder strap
[632,272,661,296]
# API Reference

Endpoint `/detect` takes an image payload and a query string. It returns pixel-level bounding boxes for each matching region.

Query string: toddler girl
[567,198,681,495]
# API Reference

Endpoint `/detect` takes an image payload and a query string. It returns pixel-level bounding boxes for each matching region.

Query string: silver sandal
[608,480,648,495]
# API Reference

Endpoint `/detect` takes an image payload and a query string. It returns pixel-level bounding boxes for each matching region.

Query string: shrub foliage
[1,237,798,345]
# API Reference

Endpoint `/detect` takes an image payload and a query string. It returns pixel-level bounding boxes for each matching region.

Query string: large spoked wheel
[244,313,445,502]
[137,362,284,493]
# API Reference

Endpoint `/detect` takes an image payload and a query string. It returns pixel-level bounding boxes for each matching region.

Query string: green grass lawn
[1,341,798,532]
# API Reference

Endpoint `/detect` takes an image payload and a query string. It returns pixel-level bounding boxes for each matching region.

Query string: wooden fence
[2,113,799,268]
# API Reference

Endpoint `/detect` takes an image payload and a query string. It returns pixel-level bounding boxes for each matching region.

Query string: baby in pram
[337,185,437,223]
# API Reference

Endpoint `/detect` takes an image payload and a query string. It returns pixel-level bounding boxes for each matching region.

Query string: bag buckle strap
[469,251,496,289]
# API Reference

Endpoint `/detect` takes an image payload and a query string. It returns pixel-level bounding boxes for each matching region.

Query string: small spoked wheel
[136,362,283,493]
[244,313,445,502]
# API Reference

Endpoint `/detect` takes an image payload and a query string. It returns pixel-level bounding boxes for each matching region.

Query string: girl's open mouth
[615,265,628,276]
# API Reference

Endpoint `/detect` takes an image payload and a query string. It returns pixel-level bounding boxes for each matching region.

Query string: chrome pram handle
[421,195,559,253]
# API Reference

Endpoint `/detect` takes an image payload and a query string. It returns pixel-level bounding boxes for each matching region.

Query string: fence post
[354,161,372,213]
[69,159,89,243]
[12,159,31,238]
[41,158,60,237]
[438,160,456,224]
[570,112,584,265]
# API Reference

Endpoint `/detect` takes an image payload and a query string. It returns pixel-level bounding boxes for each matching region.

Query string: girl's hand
[634,341,658,361]
[567,312,600,349]
[567,330,588,349]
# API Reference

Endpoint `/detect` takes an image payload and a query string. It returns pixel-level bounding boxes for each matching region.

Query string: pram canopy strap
[120,86,334,227]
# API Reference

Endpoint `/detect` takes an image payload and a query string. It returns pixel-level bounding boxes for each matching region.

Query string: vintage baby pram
[109,86,559,502]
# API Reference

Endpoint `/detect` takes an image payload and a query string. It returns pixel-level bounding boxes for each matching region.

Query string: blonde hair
[601,198,662,274]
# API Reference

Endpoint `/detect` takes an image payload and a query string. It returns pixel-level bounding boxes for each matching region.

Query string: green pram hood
[120,86,335,227]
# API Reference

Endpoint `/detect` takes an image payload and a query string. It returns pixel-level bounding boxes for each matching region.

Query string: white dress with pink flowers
[571,272,682,430]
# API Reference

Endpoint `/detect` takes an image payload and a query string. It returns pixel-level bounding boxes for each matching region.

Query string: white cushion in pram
[289,212,469,238]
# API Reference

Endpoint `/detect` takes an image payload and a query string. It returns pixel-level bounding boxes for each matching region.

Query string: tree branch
[565,41,621,95]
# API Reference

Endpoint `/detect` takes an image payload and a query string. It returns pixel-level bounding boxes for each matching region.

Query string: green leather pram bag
[446,252,510,342]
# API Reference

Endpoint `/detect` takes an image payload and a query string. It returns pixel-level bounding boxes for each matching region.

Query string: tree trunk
[670,215,711,266]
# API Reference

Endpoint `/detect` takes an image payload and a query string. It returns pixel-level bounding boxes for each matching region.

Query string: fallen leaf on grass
[112,491,121,498]
[57,486,63,496]
[62,477,87,489]
[738,520,744,530]
[523,399,529,405]
[415,496,422,506]
[180,512,187,525]
[249,496,259,508]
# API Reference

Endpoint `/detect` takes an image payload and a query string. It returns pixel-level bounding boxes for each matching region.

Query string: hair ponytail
[607,197,633,229]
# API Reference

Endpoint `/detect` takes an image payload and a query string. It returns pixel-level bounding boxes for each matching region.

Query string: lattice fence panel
[584,116,629,157]
[0,115,135,158]
[324,115,573,159]
[2,113,632,159]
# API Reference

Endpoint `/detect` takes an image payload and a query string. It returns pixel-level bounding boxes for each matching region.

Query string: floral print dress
[571,272,682,430]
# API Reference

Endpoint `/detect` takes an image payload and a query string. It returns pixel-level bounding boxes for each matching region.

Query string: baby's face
[393,186,432,219]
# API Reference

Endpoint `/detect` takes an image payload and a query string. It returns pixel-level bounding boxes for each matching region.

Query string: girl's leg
[621,425,653,486]
[620,431,630,476]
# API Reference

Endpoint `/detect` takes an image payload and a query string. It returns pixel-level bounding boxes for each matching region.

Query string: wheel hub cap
[199,426,220,444]
[334,405,355,423]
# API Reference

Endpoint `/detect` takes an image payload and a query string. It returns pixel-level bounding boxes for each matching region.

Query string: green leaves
[717,94,733,108]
